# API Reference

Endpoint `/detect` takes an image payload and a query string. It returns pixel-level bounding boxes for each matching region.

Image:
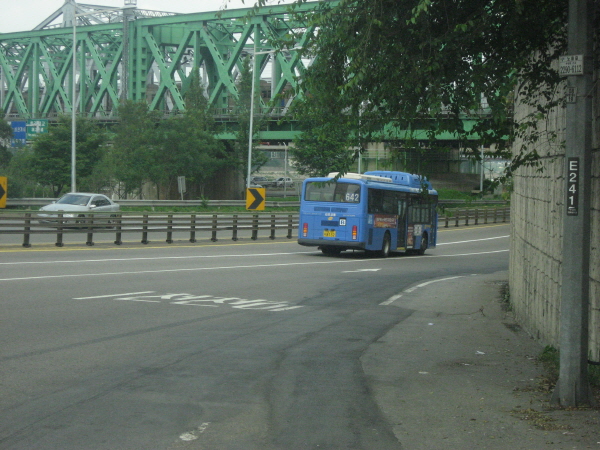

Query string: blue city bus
[298,171,438,256]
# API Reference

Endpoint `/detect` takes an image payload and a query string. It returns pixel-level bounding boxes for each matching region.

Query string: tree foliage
[158,71,227,197]
[112,74,227,199]
[276,0,567,177]
[0,113,13,169]
[26,115,108,196]
[111,100,161,197]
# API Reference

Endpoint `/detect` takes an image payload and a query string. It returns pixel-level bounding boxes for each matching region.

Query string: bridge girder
[0,2,318,124]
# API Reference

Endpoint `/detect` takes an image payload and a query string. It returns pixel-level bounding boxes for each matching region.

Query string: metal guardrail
[0,212,298,248]
[0,207,510,248]
[441,207,510,227]
[6,198,300,208]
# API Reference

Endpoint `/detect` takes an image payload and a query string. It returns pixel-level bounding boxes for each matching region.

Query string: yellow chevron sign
[0,177,6,208]
[246,188,266,210]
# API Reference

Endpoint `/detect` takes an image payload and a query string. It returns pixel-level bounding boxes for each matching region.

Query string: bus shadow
[311,250,427,259]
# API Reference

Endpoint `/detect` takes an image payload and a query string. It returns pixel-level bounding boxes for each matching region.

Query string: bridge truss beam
[0,2,318,122]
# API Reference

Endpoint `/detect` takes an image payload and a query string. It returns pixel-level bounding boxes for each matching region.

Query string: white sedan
[38,193,120,224]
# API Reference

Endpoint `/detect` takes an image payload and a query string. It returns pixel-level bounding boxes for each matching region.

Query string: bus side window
[398,199,407,220]
[382,191,397,214]
[368,189,384,213]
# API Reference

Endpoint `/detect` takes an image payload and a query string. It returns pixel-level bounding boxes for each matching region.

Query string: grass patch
[536,346,600,404]
[498,281,512,312]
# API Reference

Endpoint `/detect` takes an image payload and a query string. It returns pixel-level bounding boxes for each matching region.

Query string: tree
[150,71,227,199]
[111,100,161,197]
[289,43,360,177]
[0,113,13,169]
[276,0,567,177]
[28,115,108,196]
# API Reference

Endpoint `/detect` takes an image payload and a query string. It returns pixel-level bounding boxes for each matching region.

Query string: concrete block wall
[510,67,600,362]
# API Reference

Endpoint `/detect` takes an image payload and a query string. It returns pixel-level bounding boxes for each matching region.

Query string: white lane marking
[380,275,472,305]
[436,235,509,245]
[0,251,316,266]
[0,236,508,267]
[342,268,381,273]
[0,249,509,282]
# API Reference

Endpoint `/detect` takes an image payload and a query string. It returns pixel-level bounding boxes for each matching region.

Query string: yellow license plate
[323,230,336,238]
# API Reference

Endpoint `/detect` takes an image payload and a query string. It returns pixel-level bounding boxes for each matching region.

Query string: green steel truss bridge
[0,0,487,143]
[0,0,320,140]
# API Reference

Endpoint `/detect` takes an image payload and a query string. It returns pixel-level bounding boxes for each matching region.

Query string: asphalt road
[0,224,510,450]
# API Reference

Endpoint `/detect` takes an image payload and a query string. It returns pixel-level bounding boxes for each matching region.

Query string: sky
[0,0,294,33]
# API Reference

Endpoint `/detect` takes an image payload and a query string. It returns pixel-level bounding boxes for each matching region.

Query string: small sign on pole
[566,157,579,216]
[559,55,584,76]
[177,176,186,200]
[0,176,7,208]
[246,188,266,210]
[26,119,49,140]
[10,121,26,147]
[565,86,577,103]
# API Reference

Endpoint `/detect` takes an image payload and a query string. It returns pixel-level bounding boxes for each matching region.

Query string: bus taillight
[303,223,308,237]
[352,225,357,240]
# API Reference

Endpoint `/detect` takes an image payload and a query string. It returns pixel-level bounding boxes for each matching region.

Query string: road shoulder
[362,271,600,450]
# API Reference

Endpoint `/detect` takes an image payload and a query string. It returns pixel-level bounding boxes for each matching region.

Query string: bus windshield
[304,182,361,203]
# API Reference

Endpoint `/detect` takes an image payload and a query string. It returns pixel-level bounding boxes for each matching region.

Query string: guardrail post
[251,214,258,240]
[287,214,294,239]
[474,209,479,225]
[166,214,173,244]
[232,215,238,241]
[465,209,470,226]
[141,214,149,244]
[55,214,64,247]
[454,210,459,227]
[211,215,218,242]
[22,213,32,248]
[270,215,276,240]
[190,214,197,243]
[114,214,122,245]
[86,217,94,246]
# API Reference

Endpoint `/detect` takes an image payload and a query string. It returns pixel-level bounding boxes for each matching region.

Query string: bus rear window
[305,182,361,203]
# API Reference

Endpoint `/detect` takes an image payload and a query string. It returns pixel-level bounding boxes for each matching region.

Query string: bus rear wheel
[418,233,428,255]
[379,233,391,258]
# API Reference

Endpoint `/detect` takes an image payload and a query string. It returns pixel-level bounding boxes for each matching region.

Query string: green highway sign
[26,119,48,139]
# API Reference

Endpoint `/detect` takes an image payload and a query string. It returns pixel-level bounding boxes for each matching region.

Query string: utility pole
[553,0,594,407]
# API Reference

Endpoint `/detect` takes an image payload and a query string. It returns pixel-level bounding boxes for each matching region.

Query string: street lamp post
[246,43,302,189]
[70,0,135,193]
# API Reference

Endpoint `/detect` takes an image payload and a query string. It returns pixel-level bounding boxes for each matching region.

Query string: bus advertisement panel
[298,171,438,257]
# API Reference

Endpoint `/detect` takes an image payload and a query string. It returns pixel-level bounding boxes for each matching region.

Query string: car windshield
[56,194,91,206]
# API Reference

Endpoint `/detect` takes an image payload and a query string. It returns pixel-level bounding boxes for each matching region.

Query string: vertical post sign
[177,176,186,201]
[566,157,579,216]
[0,176,7,209]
